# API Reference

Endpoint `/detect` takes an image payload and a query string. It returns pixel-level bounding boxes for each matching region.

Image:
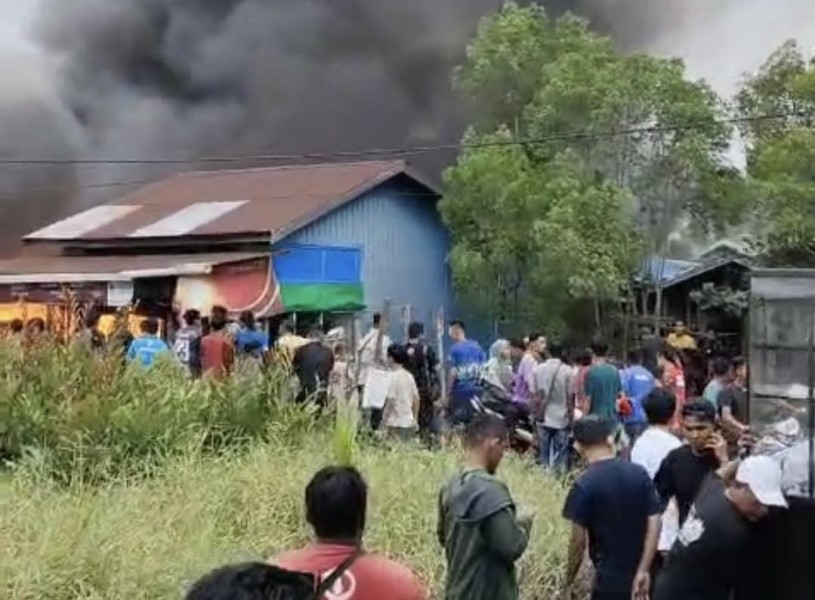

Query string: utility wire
[0,110,807,167]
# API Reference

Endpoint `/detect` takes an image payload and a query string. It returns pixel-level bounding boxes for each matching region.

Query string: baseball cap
[736,456,788,508]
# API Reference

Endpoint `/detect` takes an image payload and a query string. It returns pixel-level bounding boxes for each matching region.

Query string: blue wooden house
[10,160,453,341]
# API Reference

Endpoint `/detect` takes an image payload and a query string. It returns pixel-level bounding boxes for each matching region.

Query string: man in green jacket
[438,413,533,600]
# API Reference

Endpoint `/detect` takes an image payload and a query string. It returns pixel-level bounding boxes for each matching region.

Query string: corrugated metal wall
[278,180,452,342]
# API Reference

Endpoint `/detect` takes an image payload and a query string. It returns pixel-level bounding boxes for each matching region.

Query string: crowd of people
[133,311,780,600]
[184,405,786,600]
[5,311,787,599]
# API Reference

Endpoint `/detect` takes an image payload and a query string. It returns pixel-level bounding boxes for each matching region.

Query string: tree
[736,40,815,266]
[443,3,733,335]
[441,129,554,331]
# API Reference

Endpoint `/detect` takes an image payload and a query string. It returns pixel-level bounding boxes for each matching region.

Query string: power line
[0,110,807,167]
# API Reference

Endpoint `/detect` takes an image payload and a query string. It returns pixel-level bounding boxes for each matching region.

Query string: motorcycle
[470,381,536,454]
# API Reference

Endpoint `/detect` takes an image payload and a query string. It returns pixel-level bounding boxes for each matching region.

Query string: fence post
[436,307,446,401]
[402,304,413,341]
[374,298,391,367]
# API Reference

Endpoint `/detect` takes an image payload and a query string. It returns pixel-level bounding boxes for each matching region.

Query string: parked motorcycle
[470,381,536,454]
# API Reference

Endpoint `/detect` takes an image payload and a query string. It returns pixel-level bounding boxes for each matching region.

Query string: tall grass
[0,435,572,599]
[0,337,316,484]
[0,338,587,598]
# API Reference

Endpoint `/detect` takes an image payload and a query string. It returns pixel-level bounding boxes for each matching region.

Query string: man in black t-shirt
[655,401,727,526]
[563,416,661,600]
[404,322,440,437]
[293,328,335,408]
[653,456,787,600]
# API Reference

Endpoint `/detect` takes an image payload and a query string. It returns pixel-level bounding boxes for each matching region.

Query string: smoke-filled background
[0,0,813,251]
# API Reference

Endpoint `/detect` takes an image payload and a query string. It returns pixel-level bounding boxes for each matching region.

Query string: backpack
[406,342,440,399]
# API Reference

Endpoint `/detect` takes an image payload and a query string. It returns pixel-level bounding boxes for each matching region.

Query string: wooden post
[436,307,446,401]
[349,313,359,403]
[374,299,391,367]
[402,304,412,340]
[351,313,362,403]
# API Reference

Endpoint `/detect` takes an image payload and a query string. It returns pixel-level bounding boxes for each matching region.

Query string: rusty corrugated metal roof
[24,160,436,242]
[0,252,267,282]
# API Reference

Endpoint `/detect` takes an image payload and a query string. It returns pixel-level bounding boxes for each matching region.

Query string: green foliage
[0,436,575,600]
[332,395,359,467]
[455,2,553,131]
[737,40,815,266]
[0,338,317,484]
[443,3,733,333]
[689,283,749,317]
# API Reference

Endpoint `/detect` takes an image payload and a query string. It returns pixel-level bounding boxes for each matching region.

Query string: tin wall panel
[279,181,451,340]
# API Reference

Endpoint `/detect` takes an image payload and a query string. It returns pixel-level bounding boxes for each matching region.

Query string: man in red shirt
[275,466,428,600]
[200,306,235,380]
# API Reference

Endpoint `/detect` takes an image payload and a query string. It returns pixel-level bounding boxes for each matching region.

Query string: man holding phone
[654,401,729,528]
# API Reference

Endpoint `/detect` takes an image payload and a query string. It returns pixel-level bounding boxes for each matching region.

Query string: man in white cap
[653,455,787,600]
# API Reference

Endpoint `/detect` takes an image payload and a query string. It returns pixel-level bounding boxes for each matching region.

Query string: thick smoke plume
[0,0,812,247]
[1,0,505,241]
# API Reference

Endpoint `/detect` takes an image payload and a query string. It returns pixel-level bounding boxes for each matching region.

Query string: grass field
[0,340,581,598]
[1,436,572,599]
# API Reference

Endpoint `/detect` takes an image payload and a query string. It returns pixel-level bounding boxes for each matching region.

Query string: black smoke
[0,0,695,244]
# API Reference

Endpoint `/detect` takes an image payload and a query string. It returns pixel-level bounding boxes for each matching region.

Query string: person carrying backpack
[404,322,440,438]
[275,466,428,600]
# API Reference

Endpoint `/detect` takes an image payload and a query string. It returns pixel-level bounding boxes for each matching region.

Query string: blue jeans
[536,424,570,473]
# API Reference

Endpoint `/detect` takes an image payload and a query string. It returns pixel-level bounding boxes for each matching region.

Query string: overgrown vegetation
[736,39,815,266]
[0,338,574,599]
[0,337,316,484]
[442,3,815,336]
[0,436,571,599]
[442,3,737,338]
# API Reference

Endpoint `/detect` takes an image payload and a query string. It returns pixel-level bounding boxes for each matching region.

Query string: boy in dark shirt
[654,456,787,600]
[655,401,728,526]
[563,416,661,600]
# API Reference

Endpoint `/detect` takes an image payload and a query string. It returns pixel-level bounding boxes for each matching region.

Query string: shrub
[0,338,318,484]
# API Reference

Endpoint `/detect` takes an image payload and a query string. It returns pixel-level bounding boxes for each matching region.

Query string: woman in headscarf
[482,338,513,401]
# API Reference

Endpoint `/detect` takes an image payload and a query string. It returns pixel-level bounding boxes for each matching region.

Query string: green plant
[332,394,359,467]
[0,338,317,484]
[0,435,576,599]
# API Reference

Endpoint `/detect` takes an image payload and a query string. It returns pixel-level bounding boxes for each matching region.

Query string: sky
[2,0,812,104]
[1,0,813,173]
[0,0,810,247]
[3,0,812,126]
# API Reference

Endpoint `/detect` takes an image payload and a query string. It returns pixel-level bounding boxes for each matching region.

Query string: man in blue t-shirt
[235,310,270,357]
[563,416,661,600]
[127,318,170,368]
[446,320,486,427]
[620,349,656,444]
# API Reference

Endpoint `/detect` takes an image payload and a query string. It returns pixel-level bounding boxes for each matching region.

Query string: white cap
[736,456,788,509]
